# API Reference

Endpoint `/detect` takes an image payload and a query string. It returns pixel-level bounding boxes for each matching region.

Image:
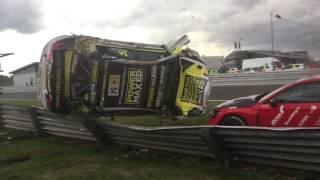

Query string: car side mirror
[270,99,278,107]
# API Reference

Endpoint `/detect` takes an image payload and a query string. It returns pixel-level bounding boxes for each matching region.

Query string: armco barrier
[1,104,320,173]
[210,68,320,86]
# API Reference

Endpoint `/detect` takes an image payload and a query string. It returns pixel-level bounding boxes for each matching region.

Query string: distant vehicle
[208,69,220,75]
[283,64,305,71]
[242,57,283,72]
[209,75,320,127]
[38,35,210,119]
[227,67,239,73]
[242,67,257,73]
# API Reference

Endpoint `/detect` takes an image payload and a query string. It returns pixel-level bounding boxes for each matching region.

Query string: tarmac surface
[0,84,284,101]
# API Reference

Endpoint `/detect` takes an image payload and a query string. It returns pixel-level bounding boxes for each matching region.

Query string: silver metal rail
[1,104,320,173]
[210,69,320,86]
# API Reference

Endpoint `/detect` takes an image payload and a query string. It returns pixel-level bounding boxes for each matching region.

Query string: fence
[209,69,320,86]
[1,104,320,173]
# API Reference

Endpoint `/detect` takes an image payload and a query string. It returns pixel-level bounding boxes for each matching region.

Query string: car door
[286,83,320,127]
[257,82,320,127]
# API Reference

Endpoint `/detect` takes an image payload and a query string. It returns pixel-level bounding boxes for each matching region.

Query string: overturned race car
[38,35,210,119]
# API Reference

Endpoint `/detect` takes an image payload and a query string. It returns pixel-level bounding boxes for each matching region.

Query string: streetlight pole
[270,13,274,59]
[0,53,14,73]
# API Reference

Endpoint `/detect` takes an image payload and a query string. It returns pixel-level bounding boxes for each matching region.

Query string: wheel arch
[219,114,248,126]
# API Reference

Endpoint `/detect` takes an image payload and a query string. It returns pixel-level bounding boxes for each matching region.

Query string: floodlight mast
[0,53,14,58]
[0,53,14,72]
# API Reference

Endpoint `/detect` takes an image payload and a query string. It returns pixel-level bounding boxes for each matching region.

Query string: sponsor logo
[100,62,108,107]
[299,105,318,127]
[108,75,121,96]
[118,67,127,105]
[55,59,62,108]
[89,62,99,105]
[155,65,167,107]
[271,105,284,126]
[125,68,144,104]
[118,49,129,57]
[181,75,208,105]
[284,107,301,126]
[311,105,318,111]
[147,65,157,107]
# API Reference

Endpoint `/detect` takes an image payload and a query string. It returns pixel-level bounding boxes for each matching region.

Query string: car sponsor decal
[89,61,99,105]
[100,62,108,107]
[284,107,301,126]
[64,50,73,98]
[181,75,208,105]
[147,65,157,107]
[55,56,62,108]
[108,75,121,96]
[125,68,144,104]
[298,105,317,127]
[271,105,284,126]
[118,49,128,57]
[118,66,127,105]
[155,65,167,107]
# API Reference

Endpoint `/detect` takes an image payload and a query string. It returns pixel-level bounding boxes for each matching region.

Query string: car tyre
[220,116,246,126]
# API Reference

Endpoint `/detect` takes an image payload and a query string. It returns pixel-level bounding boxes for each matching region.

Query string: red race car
[209,75,320,127]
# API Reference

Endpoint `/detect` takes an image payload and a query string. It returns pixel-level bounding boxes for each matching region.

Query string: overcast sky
[0,0,319,74]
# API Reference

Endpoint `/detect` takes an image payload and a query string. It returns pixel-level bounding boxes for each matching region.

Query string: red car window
[272,83,320,103]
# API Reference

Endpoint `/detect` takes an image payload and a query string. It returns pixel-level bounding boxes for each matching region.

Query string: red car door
[257,82,320,127]
[256,103,299,127]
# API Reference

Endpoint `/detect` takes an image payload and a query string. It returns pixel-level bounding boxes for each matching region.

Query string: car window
[273,83,320,103]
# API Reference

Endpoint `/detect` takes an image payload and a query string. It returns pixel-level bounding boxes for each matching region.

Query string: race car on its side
[209,75,320,127]
[38,35,210,119]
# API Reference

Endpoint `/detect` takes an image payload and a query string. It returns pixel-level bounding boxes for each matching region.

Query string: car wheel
[220,116,246,126]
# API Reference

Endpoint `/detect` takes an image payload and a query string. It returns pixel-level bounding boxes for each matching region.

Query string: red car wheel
[220,115,246,126]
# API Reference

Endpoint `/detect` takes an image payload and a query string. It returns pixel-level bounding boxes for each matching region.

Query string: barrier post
[200,127,234,169]
[29,107,45,137]
[82,115,110,146]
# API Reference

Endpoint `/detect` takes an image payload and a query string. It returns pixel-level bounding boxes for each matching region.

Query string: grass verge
[0,132,292,180]
[0,99,40,107]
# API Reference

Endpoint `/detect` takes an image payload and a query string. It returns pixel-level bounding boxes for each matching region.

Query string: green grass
[0,132,292,180]
[0,99,40,107]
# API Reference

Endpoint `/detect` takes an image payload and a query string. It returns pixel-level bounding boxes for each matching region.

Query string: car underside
[38,35,210,119]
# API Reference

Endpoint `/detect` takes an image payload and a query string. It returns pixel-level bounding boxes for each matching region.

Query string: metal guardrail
[99,121,213,157]
[1,104,320,174]
[209,69,320,86]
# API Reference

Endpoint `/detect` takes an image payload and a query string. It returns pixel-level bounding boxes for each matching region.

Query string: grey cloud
[97,0,320,56]
[0,0,43,34]
[228,0,264,9]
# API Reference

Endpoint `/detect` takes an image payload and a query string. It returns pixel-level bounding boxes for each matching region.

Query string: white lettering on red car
[271,105,284,126]
[284,107,301,126]
[298,106,317,127]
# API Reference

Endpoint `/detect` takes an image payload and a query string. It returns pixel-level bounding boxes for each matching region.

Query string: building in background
[10,62,39,87]
[202,56,224,74]
[223,50,309,70]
